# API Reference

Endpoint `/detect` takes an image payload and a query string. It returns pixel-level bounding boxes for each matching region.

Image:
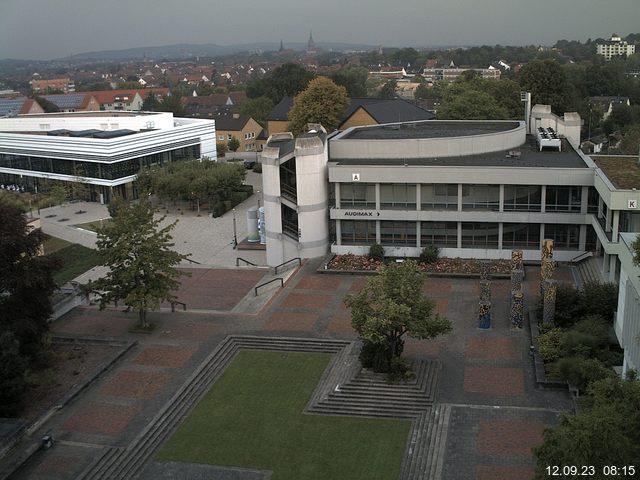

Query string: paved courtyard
[6,260,573,480]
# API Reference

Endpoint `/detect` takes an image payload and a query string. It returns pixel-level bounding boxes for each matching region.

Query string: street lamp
[232,208,238,249]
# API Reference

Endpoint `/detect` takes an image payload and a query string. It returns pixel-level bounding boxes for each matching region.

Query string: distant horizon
[1,0,638,61]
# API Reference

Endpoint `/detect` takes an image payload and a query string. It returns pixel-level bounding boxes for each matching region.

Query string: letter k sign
[629,199,638,209]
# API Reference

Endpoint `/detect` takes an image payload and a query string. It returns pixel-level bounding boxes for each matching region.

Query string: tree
[238,96,274,127]
[633,234,640,266]
[216,141,228,158]
[157,93,185,117]
[438,90,509,120]
[344,260,452,373]
[611,124,640,155]
[377,80,397,99]
[70,165,89,201]
[0,199,57,359]
[534,375,640,477]
[0,331,28,417]
[227,136,240,152]
[142,92,161,111]
[518,59,576,114]
[246,63,316,104]
[32,95,60,113]
[329,66,369,98]
[287,76,349,135]
[89,197,189,328]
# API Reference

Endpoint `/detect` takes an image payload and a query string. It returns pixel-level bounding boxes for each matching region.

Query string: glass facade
[340,183,376,209]
[461,185,500,211]
[421,184,457,210]
[420,221,458,247]
[461,222,499,248]
[544,224,580,249]
[279,158,297,202]
[341,220,376,245]
[281,204,298,239]
[380,184,416,210]
[0,145,200,182]
[503,185,542,212]
[380,221,416,246]
[545,186,582,212]
[502,223,541,248]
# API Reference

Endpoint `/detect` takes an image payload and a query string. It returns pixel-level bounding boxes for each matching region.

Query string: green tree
[329,66,369,97]
[89,197,189,328]
[518,59,576,114]
[534,375,640,478]
[0,331,28,417]
[0,199,57,359]
[377,80,397,99]
[611,125,640,155]
[142,92,161,111]
[70,165,89,201]
[238,96,274,127]
[246,63,316,104]
[216,141,228,158]
[633,234,640,266]
[344,260,452,373]
[157,93,185,116]
[438,90,509,120]
[32,95,60,113]
[287,76,349,135]
[227,136,240,152]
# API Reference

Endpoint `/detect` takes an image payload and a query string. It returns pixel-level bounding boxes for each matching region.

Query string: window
[380,221,416,246]
[279,158,297,202]
[544,224,580,249]
[340,183,375,209]
[503,185,541,212]
[461,222,499,248]
[341,220,376,245]
[281,204,298,239]
[218,135,224,141]
[587,187,599,214]
[421,184,457,210]
[380,184,416,210]
[227,134,232,140]
[461,184,500,211]
[420,222,458,247]
[502,223,540,248]
[545,186,581,212]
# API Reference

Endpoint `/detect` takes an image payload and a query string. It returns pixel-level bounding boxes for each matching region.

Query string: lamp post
[232,208,238,249]
[257,190,261,209]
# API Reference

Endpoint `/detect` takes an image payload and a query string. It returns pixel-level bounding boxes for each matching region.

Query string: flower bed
[327,254,512,275]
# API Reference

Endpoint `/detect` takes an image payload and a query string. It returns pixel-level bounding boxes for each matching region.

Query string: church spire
[307,30,316,53]
[279,39,284,52]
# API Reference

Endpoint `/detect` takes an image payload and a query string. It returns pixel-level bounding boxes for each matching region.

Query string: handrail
[170,301,187,312]
[184,257,201,265]
[236,257,258,267]
[274,257,301,274]
[570,251,593,264]
[254,278,283,296]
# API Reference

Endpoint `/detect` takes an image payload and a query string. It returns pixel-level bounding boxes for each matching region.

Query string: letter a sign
[352,173,360,182]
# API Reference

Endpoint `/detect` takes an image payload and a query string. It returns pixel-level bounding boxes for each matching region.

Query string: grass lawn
[43,235,72,255]
[157,350,411,480]
[49,243,101,285]
[75,219,111,232]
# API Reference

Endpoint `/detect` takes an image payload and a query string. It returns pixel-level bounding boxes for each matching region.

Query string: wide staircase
[575,256,604,286]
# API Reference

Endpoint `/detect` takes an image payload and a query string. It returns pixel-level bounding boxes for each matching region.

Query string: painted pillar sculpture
[510,290,524,329]
[478,301,491,329]
[540,239,554,297]
[511,249,523,271]
[480,280,491,303]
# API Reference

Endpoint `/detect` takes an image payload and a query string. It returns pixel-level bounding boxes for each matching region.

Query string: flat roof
[331,136,588,169]
[341,120,521,140]
[592,155,640,189]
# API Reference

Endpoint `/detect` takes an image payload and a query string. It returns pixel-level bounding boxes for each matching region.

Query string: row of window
[339,220,591,250]
[0,146,200,181]
[338,183,597,213]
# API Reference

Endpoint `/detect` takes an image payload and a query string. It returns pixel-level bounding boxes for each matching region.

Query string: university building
[261,106,640,375]
[0,111,216,202]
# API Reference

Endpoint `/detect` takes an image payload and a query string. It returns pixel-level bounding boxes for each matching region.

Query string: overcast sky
[0,0,638,60]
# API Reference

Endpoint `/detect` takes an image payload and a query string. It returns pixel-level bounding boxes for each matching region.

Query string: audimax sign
[343,210,381,217]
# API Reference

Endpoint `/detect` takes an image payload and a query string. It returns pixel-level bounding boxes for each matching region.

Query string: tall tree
[377,80,397,99]
[89,197,189,328]
[246,63,315,104]
[438,90,509,120]
[227,136,240,152]
[344,260,452,373]
[0,331,28,417]
[238,96,274,127]
[287,76,349,135]
[0,199,57,359]
[329,66,369,98]
[518,59,576,114]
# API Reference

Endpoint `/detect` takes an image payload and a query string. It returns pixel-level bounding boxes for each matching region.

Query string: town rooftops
[0,97,40,116]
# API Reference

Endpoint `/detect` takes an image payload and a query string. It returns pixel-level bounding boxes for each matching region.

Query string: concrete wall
[1,111,175,131]
[529,105,581,149]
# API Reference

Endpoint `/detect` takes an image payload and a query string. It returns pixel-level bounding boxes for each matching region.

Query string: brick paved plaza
[7,260,573,480]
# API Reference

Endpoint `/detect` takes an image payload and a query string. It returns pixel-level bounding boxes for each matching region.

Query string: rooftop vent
[535,126,561,151]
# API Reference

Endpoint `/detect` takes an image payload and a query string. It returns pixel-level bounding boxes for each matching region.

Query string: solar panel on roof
[42,94,85,109]
[0,97,27,116]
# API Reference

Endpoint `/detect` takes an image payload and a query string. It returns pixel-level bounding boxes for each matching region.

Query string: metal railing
[236,257,258,267]
[184,257,202,265]
[570,251,593,264]
[274,257,301,275]
[254,278,283,296]
[170,301,187,312]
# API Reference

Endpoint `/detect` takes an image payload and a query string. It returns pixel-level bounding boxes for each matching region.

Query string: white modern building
[596,34,636,60]
[0,111,216,202]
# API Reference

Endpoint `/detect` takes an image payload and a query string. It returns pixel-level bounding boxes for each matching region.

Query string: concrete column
[416,221,421,249]
[598,196,604,219]
[541,185,546,213]
[457,222,462,249]
[335,183,341,209]
[416,184,421,211]
[580,186,589,214]
[609,255,617,283]
[579,224,587,251]
[612,210,620,242]
[457,184,463,212]
[498,223,504,251]
[335,219,342,246]
[499,185,505,213]
[376,220,381,244]
[539,224,545,250]
[375,183,380,211]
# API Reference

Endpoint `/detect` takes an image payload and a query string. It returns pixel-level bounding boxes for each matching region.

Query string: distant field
[157,350,410,480]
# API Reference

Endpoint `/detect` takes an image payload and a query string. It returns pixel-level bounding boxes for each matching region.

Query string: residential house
[83,89,170,111]
[39,93,100,112]
[181,93,247,118]
[215,114,264,152]
[0,97,45,117]
[30,77,75,93]
[589,96,631,120]
[596,34,636,60]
